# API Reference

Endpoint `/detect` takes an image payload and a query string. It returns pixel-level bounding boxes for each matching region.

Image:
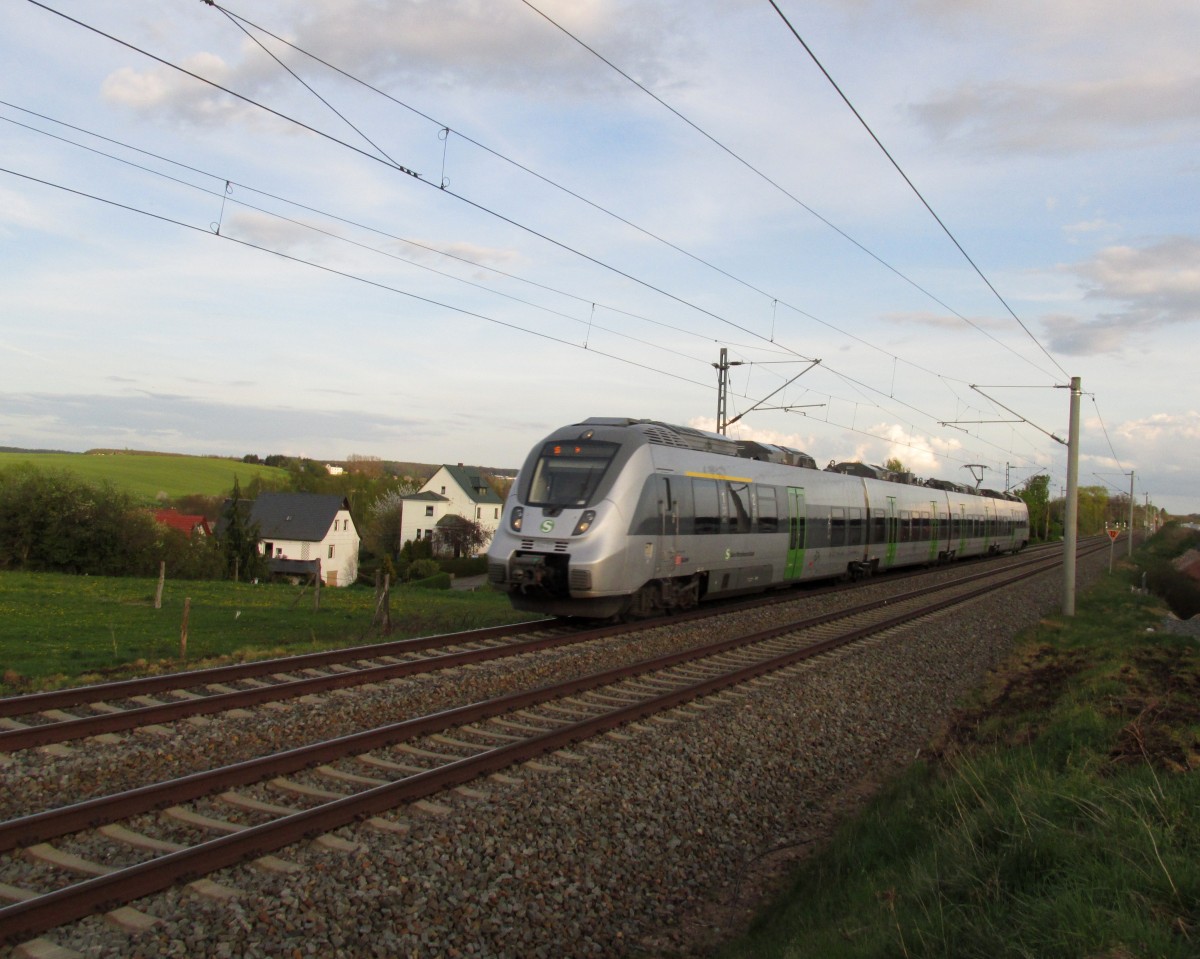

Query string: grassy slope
[0,451,287,501]
[717,548,1199,959]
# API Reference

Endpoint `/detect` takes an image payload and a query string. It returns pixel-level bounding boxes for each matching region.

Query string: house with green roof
[399,464,504,556]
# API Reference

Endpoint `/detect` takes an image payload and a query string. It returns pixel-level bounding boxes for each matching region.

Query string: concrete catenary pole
[1063,376,1081,616]
[1128,470,1135,557]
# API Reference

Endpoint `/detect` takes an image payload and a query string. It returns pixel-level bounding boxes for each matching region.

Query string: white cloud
[1042,237,1200,354]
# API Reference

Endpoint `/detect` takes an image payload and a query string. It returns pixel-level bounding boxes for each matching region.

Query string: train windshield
[527,440,619,507]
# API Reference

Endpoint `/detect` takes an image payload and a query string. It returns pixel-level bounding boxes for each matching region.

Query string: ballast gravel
[2,552,1107,959]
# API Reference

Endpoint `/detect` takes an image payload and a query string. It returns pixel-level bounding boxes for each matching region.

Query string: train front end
[487,421,646,618]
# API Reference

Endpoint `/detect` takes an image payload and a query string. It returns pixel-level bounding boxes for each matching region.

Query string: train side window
[871,511,887,543]
[847,507,864,546]
[807,507,830,548]
[726,482,752,533]
[693,479,721,535]
[830,507,846,547]
[757,486,779,533]
[921,511,932,541]
[628,476,671,535]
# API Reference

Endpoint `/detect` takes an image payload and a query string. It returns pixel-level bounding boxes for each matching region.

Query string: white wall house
[250,493,360,587]
[399,464,504,556]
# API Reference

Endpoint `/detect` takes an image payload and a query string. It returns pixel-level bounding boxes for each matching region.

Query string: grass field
[0,571,538,693]
[717,549,1200,959]
[0,451,287,502]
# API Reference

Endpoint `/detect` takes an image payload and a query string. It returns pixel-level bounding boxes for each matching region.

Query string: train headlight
[572,510,596,536]
[509,507,524,532]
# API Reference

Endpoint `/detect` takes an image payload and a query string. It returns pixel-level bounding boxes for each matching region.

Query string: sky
[2,0,1198,513]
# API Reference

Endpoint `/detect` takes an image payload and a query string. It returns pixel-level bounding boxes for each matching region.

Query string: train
[486,417,1030,619]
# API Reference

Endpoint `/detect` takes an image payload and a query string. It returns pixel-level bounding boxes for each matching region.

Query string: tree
[361,489,406,560]
[482,471,514,501]
[0,464,165,575]
[884,457,906,473]
[219,476,265,581]
[1076,485,1110,536]
[1017,474,1050,541]
[434,514,489,559]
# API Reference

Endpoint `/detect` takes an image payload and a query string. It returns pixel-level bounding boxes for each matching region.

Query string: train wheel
[626,582,662,619]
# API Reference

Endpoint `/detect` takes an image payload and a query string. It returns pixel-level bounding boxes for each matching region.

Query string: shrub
[410,572,452,590]
[440,557,488,577]
[407,558,441,581]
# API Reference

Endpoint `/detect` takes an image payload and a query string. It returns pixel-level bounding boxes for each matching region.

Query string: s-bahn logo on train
[540,519,555,533]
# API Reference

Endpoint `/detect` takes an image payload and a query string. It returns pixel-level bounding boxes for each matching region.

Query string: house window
[476,507,481,519]
[328,545,335,559]
[494,508,499,519]
[440,486,446,495]
[425,506,434,516]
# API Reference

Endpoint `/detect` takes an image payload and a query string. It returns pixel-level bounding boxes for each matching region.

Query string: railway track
[0,542,1067,754]
[0,542,1103,948]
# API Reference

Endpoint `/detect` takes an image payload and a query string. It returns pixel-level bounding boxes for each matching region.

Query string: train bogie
[487,419,1030,618]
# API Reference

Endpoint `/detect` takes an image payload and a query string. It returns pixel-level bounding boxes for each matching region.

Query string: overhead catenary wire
[0,101,788,366]
[516,0,1062,383]
[3,145,1025,476]
[15,1,1063,480]
[209,0,1059,409]
[764,0,1071,382]
[204,1,1044,468]
[21,0,816,369]
[0,164,721,394]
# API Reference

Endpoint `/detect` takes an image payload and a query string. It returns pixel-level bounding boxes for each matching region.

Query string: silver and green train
[487,418,1030,619]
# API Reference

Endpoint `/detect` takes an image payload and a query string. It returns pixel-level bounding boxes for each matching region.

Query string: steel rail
[0,549,1081,856]
[0,546,1065,750]
[0,622,627,752]
[0,539,1071,722]
[0,619,554,719]
[0,548,1083,946]
[0,548,1086,856]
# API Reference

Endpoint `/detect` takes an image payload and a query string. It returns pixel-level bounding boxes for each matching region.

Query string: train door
[884,495,898,568]
[654,476,680,578]
[957,503,967,555]
[927,500,939,564]
[785,487,806,579]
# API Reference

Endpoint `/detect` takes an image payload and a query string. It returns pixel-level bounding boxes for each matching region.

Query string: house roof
[152,510,211,536]
[249,493,351,542]
[403,490,450,503]
[440,465,504,505]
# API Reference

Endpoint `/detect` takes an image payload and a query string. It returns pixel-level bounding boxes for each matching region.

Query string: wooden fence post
[314,572,322,612]
[372,570,385,627]
[372,573,392,635]
[383,574,392,635]
[180,597,191,661]
[155,561,165,610]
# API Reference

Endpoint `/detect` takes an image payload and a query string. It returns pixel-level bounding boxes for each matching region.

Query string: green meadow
[0,451,286,502]
[0,571,535,693]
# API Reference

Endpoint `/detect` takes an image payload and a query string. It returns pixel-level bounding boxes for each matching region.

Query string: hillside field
[0,451,287,502]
